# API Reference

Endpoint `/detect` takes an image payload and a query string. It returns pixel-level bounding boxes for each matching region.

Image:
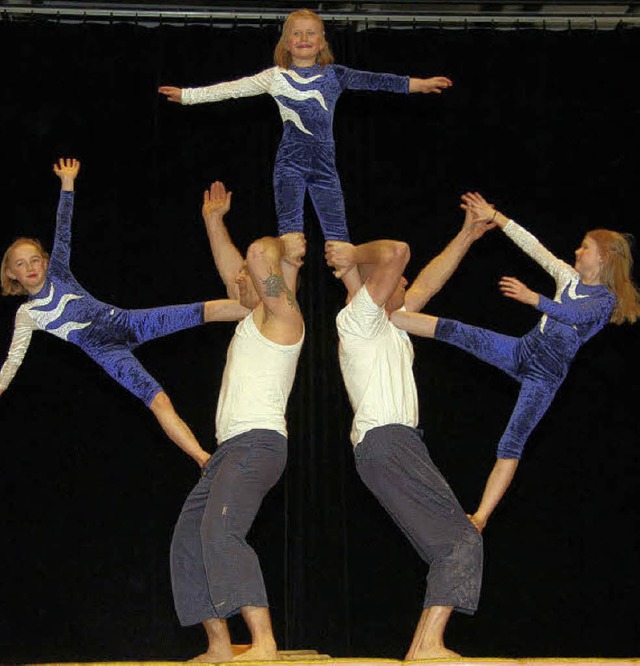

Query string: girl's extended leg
[468,458,519,533]
[471,375,561,532]
[435,318,521,377]
[86,345,210,467]
[150,391,210,467]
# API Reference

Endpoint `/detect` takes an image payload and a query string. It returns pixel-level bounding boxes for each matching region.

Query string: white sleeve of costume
[181,67,275,105]
[503,219,577,285]
[0,306,36,391]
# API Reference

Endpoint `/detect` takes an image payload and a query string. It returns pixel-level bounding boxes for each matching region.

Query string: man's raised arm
[403,200,496,313]
[201,181,245,299]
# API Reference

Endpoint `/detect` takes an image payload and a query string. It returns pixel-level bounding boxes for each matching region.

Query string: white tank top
[215,311,304,444]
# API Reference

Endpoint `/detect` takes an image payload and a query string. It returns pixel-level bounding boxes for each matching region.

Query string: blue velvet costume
[0,191,204,406]
[181,65,410,241]
[435,220,615,459]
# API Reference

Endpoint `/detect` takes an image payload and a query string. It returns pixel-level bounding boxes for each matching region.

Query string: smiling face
[5,242,48,294]
[286,16,326,67]
[574,234,603,284]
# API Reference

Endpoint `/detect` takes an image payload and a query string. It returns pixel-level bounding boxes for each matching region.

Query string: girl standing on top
[159,9,452,242]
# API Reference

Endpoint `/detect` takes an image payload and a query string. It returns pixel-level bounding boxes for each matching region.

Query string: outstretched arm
[160,70,272,106]
[461,191,574,285]
[403,202,496,313]
[325,239,409,307]
[50,158,81,269]
[201,181,245,300]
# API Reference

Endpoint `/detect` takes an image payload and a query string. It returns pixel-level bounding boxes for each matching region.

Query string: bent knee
[149,390,172,412]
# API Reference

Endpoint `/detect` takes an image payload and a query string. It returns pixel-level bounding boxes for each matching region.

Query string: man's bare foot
[467,513,485,534]
[405,645,461,660]
[233,644,278,661]
[189,646,235,663]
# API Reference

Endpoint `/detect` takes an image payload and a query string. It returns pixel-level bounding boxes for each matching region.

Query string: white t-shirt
[215,310,304,444]
[336,286,419,447]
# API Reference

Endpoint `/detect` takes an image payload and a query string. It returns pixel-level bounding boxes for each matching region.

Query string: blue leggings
[81,302,204,406]
[273,141,349,242]
[435,318,565,459]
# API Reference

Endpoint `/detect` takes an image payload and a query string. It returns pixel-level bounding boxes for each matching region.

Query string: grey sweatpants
[354,424,483,614]
[170,429,287,625]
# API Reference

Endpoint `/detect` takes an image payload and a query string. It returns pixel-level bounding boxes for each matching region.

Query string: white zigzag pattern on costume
[274,100,313,135]
[275,70,328,135]
[27,284,91,341]
[47,320,92,340]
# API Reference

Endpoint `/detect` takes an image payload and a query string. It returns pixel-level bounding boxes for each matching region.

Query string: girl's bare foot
[467,513,485,534]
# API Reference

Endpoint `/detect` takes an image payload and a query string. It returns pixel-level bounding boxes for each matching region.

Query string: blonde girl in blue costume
[392,191,640,533]
[159,9,452,242]
[0,158,250,468]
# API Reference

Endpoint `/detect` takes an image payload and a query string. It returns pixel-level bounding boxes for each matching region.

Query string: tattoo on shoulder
[262,271,297,309]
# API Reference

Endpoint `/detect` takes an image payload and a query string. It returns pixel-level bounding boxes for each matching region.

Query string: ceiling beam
[2,1,640,28]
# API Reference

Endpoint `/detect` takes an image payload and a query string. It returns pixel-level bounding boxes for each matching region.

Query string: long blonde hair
[1,237,49,296]
[588,229,640,324]
[273,9,335,69]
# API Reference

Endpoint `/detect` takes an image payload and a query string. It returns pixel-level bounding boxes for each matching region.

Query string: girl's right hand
[158,86,182,103]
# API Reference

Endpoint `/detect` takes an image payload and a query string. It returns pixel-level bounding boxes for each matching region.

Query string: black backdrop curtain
[0,17,638,663]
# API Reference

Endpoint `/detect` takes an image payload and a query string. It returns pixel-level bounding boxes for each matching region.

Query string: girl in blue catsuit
[391,191,640,532]
[1,158,246,466]
[158,9,453,242]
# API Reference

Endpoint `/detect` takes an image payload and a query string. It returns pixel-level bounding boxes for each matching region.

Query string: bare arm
[404,203,496,313]
[246,234,305,345]
[201,181,245,299]
[325,240,410,306]
[203,298,251,322]
[389,310,439,338]
[460,191,510,228]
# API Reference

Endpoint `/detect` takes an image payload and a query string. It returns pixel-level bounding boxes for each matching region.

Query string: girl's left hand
[410,76,453,94]
[499,276,539,306]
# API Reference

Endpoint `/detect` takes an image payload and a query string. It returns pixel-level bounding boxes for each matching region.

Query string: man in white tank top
[325,202,495,658]
[170,181,305,662]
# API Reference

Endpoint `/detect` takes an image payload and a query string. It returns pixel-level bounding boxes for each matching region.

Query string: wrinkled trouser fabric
[170,429,287,625]
[355,424,483,614]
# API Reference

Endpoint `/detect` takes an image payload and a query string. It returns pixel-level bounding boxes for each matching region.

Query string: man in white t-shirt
[170,182,305,663]
[325,203,495,658]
